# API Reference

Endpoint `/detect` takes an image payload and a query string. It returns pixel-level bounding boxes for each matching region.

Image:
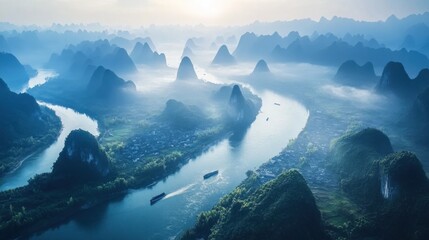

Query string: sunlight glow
[192,0,221,18]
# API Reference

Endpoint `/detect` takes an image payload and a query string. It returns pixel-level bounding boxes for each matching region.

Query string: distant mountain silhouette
[181,46,194,59]
[252,59,271,74]
[237,12,429,50]
[87,66,136,98]
[376,62,429,99]
[0,35,9,52]
[211,45,236,65]
[185,39,198,49]
[0,52,29,92]
[400,23,429,55]
[233,32,300,61]
[101,47,137,74]
[176,57,198,81]
[342,33,384,49]
[52,129,110,184]
[271,35,429,75]
[46,49,75,73]
[160,99,206,130]
[110,36,156,51]
[130,42,167,67]
[67,51,94,80]
[402,35,417,50]
[46,39,137,76]
[334,60,378,87]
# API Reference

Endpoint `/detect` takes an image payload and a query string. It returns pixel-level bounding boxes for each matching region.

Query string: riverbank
[0,106,61,179]
[0,87,262,240]
[0,120,234,239]
[28,90,308,240]
[183,64,426,238]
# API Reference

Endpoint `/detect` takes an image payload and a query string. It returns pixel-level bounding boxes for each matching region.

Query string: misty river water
[1,68,309,239]
[30,89,309,240]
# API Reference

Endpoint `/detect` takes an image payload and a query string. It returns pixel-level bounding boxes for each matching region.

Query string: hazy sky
[1,0,429,27]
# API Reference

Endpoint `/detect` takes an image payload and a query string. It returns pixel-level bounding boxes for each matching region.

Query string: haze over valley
[1,1,429,240]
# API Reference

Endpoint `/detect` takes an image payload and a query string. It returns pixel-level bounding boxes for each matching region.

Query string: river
[30,89,309,240]
[0,70,99,191]
[3,67,309,239]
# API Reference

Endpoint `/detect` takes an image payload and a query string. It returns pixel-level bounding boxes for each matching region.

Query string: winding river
[3,68,309,240]
[0,103,99,191]
[30,90,309,240]
[0,69,99,191]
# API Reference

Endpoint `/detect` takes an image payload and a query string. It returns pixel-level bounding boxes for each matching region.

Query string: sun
[193,0,221,18]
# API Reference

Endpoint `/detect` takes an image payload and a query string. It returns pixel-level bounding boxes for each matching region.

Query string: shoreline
[0,134,60,182]
[14,130,233,240]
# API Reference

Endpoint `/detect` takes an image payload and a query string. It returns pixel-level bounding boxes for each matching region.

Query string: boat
[150,192,166,205]
[274,103,281,106]
[203,170,219,180]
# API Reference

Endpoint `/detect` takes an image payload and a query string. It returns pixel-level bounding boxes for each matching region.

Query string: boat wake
[164,183,197,199]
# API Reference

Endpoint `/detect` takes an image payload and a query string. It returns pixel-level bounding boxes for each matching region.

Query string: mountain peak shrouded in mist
[185,38,198,49]
[376,62,411,97]
[229,85,246,110]
[0,52,29,92]
[334,60,377,86]
[211,45,236,65]
[110,36,156,52]
[228,84,258,125]
[376,61,429,99]
[252,59,270,74]
[52,129,110,183]
[107,47,137,73]
[131,42,152,59]
[181,46,194,59]
[130,42,167,67]
[176,56,198,81]
[46,40,137,76]
[87,66,136,98]
[161,99,206,130]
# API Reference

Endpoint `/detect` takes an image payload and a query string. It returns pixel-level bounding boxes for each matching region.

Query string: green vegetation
[0,79,61,177]
[379,151,428,196]
[328,128,429,240]
[0,174,130,239]
[0,62,263,238]
[328,128,394,205]
[51,130,111,184]
[182,170,330,240]
[0,81,251,238]
[160,99,207,130]
[0,120,229,239]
